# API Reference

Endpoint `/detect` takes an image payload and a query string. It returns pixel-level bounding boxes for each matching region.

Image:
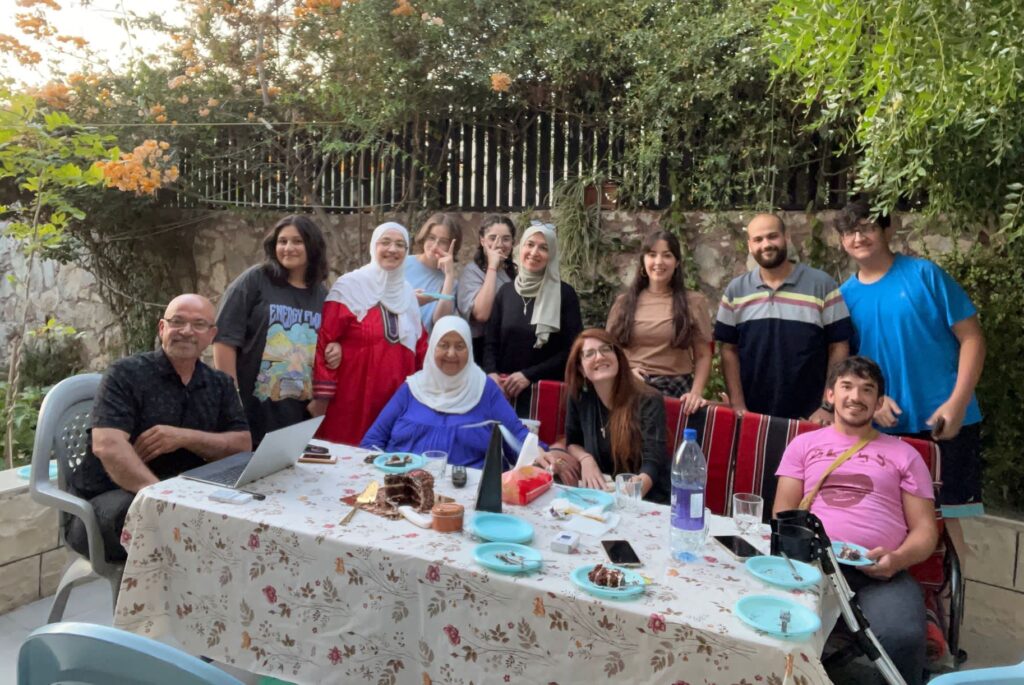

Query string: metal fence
[168,115,851,213]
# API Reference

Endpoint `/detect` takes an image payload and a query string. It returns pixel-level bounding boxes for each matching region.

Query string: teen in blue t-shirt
[836,199,986,521]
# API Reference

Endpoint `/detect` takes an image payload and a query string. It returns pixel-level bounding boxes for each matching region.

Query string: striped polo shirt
[714,262,853,419]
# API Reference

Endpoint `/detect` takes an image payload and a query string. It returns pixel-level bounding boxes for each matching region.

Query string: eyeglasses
[485,234,514,245]
[425,235,453,249]
[162,317,212,333]
[581,344,615,360]
[377,239,408,251]
[838,221,881,238]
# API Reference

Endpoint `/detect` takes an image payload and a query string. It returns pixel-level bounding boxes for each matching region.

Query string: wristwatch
[820,400,835,413]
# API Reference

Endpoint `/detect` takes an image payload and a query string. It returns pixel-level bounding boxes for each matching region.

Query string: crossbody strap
[798,431,877,511]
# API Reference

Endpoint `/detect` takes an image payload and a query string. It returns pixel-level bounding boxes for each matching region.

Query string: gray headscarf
[513,221,561,348]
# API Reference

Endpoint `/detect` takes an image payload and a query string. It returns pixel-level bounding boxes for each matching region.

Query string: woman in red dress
[309,222,428,444]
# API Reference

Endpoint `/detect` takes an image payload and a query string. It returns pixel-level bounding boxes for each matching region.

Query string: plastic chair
[928,659,1024,684]
[28,373,124,623]
[17,622,244,685]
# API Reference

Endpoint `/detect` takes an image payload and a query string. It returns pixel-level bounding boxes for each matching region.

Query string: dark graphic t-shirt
[215,265,326,442]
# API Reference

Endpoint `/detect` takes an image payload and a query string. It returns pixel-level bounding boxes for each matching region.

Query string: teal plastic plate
[832,541,875,566]
[469,512,534,544]
[16,463,57,480]
[473,542,542,574]
[373,452,426,474]
[734,595,821,639]
[745,555,822,589]
[570,564,646,600]
[555,485,615,511]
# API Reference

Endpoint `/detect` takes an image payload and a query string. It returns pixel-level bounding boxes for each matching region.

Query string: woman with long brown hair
[607,230,712,414]
[535,328,669,503]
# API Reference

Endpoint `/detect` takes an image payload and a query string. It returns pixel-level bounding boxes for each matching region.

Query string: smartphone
[299,452,337,464]
[714,535,760,560]
[601,539,642,567]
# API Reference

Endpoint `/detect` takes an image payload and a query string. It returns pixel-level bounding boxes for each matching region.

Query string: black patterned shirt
[70,348,249,498]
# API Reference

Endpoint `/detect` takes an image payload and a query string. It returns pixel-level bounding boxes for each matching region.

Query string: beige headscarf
[513,221,561,348]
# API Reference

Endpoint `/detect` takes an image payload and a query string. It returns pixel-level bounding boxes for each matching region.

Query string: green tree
[0,91,112,468]
[768,0,1024,234]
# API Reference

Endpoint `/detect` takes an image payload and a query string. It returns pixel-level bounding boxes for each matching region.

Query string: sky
[1,0,182,87]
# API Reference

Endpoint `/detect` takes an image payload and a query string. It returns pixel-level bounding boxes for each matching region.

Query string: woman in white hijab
[482,221,583,416]
[362,316,544,469]
[310,222,428,444]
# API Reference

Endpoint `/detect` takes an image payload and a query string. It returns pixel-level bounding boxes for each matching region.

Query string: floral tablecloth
[115,442,838,684]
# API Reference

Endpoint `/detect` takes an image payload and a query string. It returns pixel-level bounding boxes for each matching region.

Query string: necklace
[520,294,534,316]
[597,400,608,439]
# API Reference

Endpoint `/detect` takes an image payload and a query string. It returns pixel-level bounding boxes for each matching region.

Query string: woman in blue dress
[361,316,545,468]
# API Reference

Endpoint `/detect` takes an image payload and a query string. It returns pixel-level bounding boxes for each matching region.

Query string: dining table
[113,441,840,684]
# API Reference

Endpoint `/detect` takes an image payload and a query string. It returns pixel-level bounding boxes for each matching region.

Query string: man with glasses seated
[67,294,251,562]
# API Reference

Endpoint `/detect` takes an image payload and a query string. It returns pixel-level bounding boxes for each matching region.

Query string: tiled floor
[0,580,260,684]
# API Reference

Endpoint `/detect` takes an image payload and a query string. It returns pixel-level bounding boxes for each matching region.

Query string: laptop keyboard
[203,462,248,486]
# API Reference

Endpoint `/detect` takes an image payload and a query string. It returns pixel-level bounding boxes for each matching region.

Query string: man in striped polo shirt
[714,213,853,422]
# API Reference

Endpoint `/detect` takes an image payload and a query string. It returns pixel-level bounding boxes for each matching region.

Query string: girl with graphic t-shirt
[214,215,329,445]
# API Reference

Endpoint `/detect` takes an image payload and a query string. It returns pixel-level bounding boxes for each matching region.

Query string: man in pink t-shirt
[774,356,938,685]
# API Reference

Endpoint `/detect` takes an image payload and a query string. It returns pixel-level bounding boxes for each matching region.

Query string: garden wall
[1,207,969,372]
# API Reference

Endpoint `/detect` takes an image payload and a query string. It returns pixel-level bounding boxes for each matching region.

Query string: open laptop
[182,416,324,488]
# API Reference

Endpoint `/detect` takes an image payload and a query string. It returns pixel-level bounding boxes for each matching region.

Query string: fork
[780,609,791,635]
[779,551,804,582]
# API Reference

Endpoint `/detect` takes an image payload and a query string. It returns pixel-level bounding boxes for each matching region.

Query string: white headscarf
[514,221,562,348]
[406,316,487,414]
[326,222,421,352]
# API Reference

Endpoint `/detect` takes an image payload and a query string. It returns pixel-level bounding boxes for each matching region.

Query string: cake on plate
[380,469,435,513]
[587,563,625,588]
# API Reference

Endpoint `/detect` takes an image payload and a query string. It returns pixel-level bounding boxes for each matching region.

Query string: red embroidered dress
[313,301,427,444]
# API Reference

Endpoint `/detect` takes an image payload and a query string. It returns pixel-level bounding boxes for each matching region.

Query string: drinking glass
[615,473,642,510]
[733,493,764,537]
[422,450,448,480]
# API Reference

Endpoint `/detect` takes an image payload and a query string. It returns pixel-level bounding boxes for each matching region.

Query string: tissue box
[501,466,553,505]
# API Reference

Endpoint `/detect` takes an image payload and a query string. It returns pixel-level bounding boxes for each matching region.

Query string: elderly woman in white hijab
[309,222,428,444]
[482,220,583,416]
[361,316,545,468]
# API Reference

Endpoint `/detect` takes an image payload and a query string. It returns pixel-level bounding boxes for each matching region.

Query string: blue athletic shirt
[840,254,981,434]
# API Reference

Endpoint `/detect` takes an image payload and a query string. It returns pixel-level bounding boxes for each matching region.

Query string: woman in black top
[213,214,329,444]
[482,221,582,416]
[536,328,669,504]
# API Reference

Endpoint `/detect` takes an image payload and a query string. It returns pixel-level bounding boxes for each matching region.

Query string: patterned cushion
[664,402,738,515]
[528,380,569,446]
[731,412,819,518]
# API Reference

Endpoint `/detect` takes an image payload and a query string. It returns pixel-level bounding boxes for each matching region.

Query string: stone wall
[3,207,970,372]
[0,470,67,614]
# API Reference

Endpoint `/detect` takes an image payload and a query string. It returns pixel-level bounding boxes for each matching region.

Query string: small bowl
[431,503,464,533]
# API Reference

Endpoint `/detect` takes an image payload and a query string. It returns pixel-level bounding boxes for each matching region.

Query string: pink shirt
[776,427,934,552]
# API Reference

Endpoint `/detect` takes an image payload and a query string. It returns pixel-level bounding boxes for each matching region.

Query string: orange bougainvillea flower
[391,0,415,17]
[31,81,71,108]
[490,72,512,93]
[155,114,167,123]
[198,107,210,117]
[207,97,220,107]
[95,139,178,196]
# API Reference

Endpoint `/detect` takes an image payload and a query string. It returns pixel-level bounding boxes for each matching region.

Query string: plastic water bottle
[671,428,707,561]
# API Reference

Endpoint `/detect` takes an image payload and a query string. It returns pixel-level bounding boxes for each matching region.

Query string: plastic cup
[615,473,642,510]
[733,493,764,537]
[422,450,447,480]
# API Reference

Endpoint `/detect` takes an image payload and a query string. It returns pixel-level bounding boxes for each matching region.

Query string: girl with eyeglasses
[535,329,669,503]
[405,212,462,333]
[606,230,712,415]
[308,222,428,444]
[213,215,330,445]
[456,214,517,363]
[482,221,583,416]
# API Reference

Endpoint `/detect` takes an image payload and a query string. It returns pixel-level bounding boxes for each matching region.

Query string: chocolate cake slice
[381,469,435,513]
[587,563,625,588]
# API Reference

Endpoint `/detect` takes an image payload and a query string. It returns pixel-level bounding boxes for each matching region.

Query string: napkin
[514,432,541,470]
[549,497,620,537]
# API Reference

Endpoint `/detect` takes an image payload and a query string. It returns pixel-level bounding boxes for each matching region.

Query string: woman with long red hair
[535,328,669,503]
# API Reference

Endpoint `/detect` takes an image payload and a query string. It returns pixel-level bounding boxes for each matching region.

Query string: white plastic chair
[28,373,124,622]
